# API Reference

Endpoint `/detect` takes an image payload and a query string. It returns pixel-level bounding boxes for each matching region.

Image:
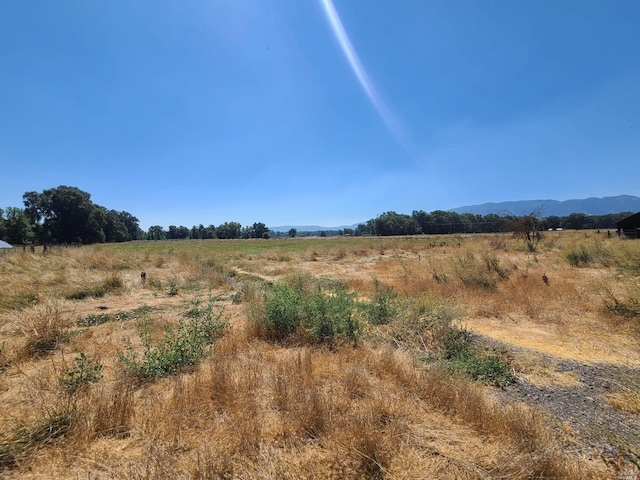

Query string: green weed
[443,329,515,388]
[119,298,228,380]
[76,305,151,327]
[365,277,399,325]
[59,353,103,393]
[252,276,360,344]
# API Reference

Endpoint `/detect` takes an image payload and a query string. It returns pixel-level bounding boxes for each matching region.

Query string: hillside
[450,195,640,217]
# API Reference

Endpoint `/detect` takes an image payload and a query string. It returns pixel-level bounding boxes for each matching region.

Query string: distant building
[0,240,13,255]
[615,212,640,239]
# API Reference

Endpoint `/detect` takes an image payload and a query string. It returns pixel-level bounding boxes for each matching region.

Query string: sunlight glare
[319,0,411,153]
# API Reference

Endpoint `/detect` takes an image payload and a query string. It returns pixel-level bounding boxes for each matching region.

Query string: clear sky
[1,1,638,229]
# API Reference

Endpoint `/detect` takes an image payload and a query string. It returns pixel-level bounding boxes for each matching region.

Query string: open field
[0,232,638,479]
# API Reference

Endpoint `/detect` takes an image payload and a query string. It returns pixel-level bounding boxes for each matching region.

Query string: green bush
[119,298,228,380]
[301,289,358,344]
[262,283,303,341]
[253,277,360,344]
[59,353,103,393]
[364,278,399,325]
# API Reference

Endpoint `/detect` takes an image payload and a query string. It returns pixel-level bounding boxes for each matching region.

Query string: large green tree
[4,207,33,244]
[216,221,242,239]
[22,186,140,244]
[24,186,98,243]
[147,225,166,240]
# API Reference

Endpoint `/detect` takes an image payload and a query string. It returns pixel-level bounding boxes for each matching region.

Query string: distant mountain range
[449,195,640,217]
[271,195,639,233]
[270,224,361,233]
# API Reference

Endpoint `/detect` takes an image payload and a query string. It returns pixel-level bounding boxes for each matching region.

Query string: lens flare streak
[319,0,410,152]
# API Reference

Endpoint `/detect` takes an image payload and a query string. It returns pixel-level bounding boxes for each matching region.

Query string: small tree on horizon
[504,209,544,252]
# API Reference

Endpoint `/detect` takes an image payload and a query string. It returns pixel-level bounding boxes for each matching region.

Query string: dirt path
[484,336,640,475]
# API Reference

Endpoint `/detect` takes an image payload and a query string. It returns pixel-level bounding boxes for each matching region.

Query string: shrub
[251,276,360,344]
[301,288,358,344]
[167,278,179,296]
[387,296,459,351]
[59,353,103,393]
[483,254,512,280]
[364,278,399,325]
[603,294,640,319]
[119,298,228,380]
[262,283,303,341]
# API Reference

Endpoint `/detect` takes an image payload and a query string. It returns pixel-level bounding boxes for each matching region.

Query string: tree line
[0,186,631,245]
[146,222,270,241]
[0,186,273,245]
[352,210,631,237]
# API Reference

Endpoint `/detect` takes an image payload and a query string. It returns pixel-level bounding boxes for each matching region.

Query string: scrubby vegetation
[0,231,638,478]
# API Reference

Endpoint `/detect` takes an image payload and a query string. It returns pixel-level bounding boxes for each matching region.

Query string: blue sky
[1,1,638,229]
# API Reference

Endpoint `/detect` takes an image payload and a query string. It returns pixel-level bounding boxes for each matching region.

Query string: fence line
[0,244,82,257]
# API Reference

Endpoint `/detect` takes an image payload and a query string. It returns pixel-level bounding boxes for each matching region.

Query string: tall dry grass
[0,234,634,478]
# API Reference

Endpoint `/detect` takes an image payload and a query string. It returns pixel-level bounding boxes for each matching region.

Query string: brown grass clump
[15,300,75,359]
[606,390,640,415]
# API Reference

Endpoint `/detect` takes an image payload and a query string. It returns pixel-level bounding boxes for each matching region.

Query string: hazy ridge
[272,195,639,232]
[450,195,640,217]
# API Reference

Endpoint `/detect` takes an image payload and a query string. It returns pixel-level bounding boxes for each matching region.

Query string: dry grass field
[0,231,638,479]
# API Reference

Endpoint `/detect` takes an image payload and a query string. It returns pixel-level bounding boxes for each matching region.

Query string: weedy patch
[59,353,103,393]
[454,251,499,291]
[567,246,594,267]
[364,277,400,325]
[0,292,39,312]
[76,305,152,327]
[248,275,360,345]
[167,277,179,296]
[442,328,515,388]
[603,294,640,319]
[119,297,229,380]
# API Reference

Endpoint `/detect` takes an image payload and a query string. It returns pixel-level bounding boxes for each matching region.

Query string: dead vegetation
[0,231,637,479]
